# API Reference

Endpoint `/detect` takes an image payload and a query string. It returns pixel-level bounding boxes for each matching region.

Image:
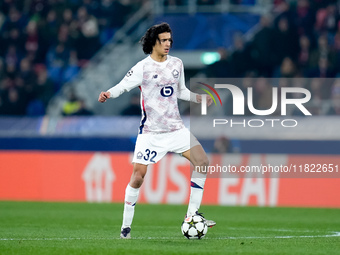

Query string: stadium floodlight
[200,52,221,65]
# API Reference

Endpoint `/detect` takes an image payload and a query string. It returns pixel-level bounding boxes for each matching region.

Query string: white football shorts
[132,128,201,165]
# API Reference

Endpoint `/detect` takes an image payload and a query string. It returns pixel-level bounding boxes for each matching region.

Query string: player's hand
[206,95,213,106]
[98,91,111,103]
[196,94,213,106]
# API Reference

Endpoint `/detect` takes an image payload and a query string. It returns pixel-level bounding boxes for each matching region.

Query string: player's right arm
[98,61,143,103]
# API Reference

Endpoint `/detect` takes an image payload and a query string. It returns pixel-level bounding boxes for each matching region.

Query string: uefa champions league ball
[181,215,208,239]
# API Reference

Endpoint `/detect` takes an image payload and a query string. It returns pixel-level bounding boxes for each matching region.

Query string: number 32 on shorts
[144,149,157,163]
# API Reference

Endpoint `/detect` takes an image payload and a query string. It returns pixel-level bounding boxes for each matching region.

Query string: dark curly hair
[140,22,173,54]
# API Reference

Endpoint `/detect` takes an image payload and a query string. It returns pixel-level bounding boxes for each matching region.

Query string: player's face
[153,32,172,56]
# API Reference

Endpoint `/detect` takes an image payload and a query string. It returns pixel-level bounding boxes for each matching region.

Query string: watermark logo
[198,82,222,105]
[197,82,312,128]
[200,84,311,116]
[198,82,223,115]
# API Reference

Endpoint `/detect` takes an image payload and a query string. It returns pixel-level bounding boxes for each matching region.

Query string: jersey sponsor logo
[156,82,175,88]
[126,69,133,77]
[160,86,174,97]
[172,69,179,78]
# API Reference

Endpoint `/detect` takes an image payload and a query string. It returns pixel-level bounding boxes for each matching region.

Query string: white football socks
[121,184,140,230]
[186,171,207,216]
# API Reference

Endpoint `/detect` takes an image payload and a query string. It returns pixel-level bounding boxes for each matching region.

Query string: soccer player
[98,22,216,239]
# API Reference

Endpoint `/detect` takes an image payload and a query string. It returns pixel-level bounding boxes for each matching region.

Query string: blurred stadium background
[0,0,339,208]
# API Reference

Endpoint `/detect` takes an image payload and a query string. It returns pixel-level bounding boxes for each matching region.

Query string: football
[181,215,208,239]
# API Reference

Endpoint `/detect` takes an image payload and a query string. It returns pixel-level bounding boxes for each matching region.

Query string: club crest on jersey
[153,74,158,79]
[172,69,179,78]
[137,151,143,159]
[126,69,133,77]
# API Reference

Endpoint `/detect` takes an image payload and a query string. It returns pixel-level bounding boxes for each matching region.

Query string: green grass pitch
[0,201,340,255]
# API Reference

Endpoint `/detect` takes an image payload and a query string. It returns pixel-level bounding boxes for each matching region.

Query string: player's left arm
[195,94,213,106]
[177,63,213,106]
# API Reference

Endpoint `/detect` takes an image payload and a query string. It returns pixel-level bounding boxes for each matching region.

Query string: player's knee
[130,173,144,188]
[196,156,209,168]
[130,167,146,188]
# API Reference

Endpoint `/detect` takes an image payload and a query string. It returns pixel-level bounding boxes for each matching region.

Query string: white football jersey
[107,55,198,133]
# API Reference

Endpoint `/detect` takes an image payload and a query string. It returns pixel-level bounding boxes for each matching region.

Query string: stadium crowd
[0,0,142,115]
[204,0,340,115]
[0,0,339,116]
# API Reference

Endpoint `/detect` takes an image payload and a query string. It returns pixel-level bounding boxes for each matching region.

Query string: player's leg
[121,132,168,238]
[182,145,208,216]
[182,145,216,227]
[120,163,148,239]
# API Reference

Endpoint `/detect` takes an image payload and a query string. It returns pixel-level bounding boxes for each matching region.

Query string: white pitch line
[1,232,340,241]
[226,227,329,233]
[0,237,113,241]
[226,232,340,239]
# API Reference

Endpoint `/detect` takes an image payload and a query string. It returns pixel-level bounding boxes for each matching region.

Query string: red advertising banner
[0,151,339,207]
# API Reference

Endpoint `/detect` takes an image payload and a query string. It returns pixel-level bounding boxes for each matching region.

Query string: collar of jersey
[148,55,170,65]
